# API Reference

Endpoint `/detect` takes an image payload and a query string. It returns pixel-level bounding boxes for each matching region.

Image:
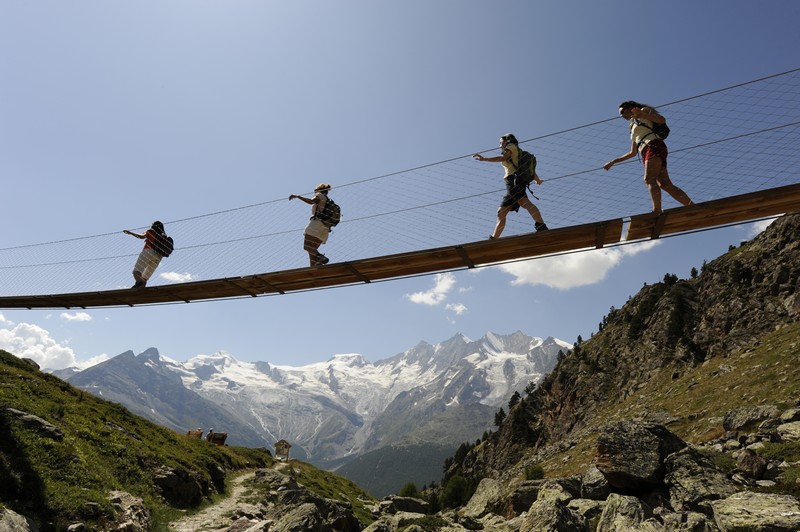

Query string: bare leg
[657,167,693,207]
[492,205,513,239]
[644,158,664,214]
[303,235,324,266]
[518,197,545,224]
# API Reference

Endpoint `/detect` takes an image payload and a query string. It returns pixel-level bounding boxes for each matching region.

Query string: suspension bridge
[2,69,800,310]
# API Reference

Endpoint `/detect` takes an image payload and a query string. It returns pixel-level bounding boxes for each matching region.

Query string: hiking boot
[132,280,147,289]
[535,222,549,231]
[315,255,330,266]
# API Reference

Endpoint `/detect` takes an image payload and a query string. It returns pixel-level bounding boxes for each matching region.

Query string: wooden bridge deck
[1,183,798,310]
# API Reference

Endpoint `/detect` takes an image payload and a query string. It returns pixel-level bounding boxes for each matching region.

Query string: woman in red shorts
[603,101,693,214]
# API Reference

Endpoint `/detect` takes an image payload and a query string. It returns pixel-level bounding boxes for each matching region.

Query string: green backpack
[317,197,341,228]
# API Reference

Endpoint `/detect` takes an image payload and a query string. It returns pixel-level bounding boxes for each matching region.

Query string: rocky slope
[421,213,800,530]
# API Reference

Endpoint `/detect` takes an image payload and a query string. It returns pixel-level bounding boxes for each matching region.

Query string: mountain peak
[328,353,370,367]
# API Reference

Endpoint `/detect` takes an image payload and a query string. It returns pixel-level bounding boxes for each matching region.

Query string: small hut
[275,439,292,461]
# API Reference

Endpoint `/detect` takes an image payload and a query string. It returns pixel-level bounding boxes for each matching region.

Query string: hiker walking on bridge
[474,133,548,239]
[123,221,170,289]
[603,101,694,214]
[289,183,335,266]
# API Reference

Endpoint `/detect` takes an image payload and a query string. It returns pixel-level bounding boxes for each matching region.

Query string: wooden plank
[626,184,800,241]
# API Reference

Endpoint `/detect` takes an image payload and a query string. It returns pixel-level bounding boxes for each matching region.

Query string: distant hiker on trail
[473,133,548,239]
[289,183,339,266]
[123,220,173,288]
[603,101,694,215]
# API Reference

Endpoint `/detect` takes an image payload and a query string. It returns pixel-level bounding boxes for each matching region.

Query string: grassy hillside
[0,349,266,529]
[535,319,800,482]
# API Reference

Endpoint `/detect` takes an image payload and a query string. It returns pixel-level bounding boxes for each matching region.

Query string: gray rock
[735,448,767,479]
[777,420,800,442]
[270,502,326,531]
[596,493,654,531]
[722,405,780,431]
[107,491,150,532]
[780,407,800,422]
[520,496,586,532]
[4,408,63,440]
[711,491,800,531]
[507,480,543,516]
[659,511,716,531]
[596,421,687,490]
[152,465,204,508]
[463,477,503,518]
[382,496,428,515]
[0,508,38,532]
[581,465,611,500]
[567,498,605,521]
[21,358,40,370]
[664,447,738,513]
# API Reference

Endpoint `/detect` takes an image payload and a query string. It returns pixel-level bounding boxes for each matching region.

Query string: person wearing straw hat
[289,183,334,266]
[603,101,693,214]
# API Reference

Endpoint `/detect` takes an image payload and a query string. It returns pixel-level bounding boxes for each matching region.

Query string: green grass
[0,349,272,529]
[274,460,377,524]
[530,321,800,492]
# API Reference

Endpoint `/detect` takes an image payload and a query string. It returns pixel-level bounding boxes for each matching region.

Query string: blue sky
[1,1,798,369]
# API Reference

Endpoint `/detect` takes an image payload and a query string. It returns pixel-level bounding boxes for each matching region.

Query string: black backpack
[317,197,341,228]
[636,118,670,141]
[153,232,174,257]
[514,149,538,186]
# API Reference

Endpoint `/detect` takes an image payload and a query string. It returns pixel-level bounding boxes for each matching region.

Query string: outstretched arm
[473,147,512,164]
[289,194,316,205]
[603,140,638,171]
[123,230,145,239]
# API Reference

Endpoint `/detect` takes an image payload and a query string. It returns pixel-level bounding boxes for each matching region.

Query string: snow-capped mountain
[64,331,570,466]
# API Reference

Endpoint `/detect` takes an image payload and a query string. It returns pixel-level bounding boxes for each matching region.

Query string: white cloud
[74,353,110,370]
[160,271,195,283]
[497,241,661,290]
[0,322,78,369]
[60,312,92,322]
[0,313,11,325]
[406,272,456,306]
[744,218,775,238]
[446,303,468,315]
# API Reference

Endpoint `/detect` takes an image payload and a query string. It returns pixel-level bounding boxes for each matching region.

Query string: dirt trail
[168,470,257,531]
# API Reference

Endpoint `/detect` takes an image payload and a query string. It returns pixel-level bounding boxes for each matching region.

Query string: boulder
[463,477,503,518]
[710,491,800,531]
[595,493,655,531]
[506,480,543,516]
[581,465,611,500]
[0,508,38,532]
[4,408,63,440]
[722,405,779,431]
[663,447,738,513]
[381,496,428,515]
[659,511,716,531]
[152,465,204,508]
[596,421,687,490]
[777,420,800,442]
[520,496,586,532]
[735,448,767,479]
[780,407,800,422]
[107,491,150,532]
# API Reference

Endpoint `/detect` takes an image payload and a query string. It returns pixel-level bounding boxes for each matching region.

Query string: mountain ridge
[60,331,570,470]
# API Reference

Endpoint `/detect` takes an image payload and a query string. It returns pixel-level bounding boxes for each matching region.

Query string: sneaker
[535,222,549,231]
[132,280,147,289]
[315,255,330,266]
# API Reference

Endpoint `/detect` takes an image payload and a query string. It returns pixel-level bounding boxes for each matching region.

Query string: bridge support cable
[0,68,799,304]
